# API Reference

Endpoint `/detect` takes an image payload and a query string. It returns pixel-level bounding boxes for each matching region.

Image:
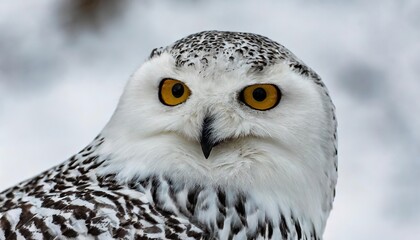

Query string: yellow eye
[239,84,281,111]
[159,79,191,106]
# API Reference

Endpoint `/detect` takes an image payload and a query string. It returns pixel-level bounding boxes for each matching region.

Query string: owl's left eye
[159,79,191,106]
[239,84,281,111]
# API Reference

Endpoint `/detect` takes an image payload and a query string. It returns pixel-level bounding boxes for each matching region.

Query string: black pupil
[252,87,267,102]
[172,83,184,98]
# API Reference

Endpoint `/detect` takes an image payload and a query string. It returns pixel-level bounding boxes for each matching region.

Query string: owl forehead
[170,31,284,71]
[150,31,321,82]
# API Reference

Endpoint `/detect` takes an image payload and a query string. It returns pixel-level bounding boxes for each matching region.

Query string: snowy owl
[0,31,337,239]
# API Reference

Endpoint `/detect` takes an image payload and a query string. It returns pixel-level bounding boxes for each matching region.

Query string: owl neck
[88,132,327,239]
[109,173,321,240]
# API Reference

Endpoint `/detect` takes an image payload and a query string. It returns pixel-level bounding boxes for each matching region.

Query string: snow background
[0,0,419,239]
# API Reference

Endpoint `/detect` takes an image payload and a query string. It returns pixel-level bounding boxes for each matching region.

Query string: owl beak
[200,116,216,159]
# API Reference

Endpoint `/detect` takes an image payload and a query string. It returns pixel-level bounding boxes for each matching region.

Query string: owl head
[99,31,337,232]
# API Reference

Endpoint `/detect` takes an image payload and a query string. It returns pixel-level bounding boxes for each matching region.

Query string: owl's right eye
[159,79,191,106]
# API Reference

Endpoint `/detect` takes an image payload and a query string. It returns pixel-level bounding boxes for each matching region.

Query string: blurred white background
[0,0,419,239]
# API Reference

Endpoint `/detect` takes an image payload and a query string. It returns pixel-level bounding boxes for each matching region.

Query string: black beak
[200,116,216,159]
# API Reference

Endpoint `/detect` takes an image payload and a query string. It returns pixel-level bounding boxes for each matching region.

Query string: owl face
[103,34,333,189]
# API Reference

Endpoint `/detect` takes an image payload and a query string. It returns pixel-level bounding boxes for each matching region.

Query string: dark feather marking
[88,225,103,236]
[167,221,184,234]
[228,231,234,240]
[294,219,302,239]
[280,214,289,239]
[133,222,142,229]
[0,216,12,238]
[113,227,129,238]
[53,214,79,238]
[69,205,91,220]
[216,214,225,229]
[139,176,150,188]
[187,186,202,215]
[1,200,14,211]
[82,156,98,165]
[186,229,204,239]
[150,176,160,203]
[268,221,273,239]
[311,224,318,240]
[166,216,181,226]
[16,204,35,229]
[230,220,243,236]
[143,212,159,225]
[86,159,106,171]
[52,215,66,225]
[18,226,32,239]
[258,220,266,237]
[143,226,162,234]
[217,189,227,216]
[234,194,247,226]
[61,226,79,238]
[90,190,125,216]
[165,228,182,240]
[33,217,54,239]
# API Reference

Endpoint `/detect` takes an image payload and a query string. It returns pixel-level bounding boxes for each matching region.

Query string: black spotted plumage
[0,135,316,239]
[151,31,321,81]
[0,136,206,239]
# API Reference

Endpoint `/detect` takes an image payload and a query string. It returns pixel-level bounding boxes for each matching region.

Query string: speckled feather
[0,31,337,240]
[0,136,206,239]
[151,31,322,83]
[0,136,321,239]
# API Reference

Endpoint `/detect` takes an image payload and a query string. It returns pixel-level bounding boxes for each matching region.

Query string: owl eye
[239,84,281,111]
[159,79,191,106]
